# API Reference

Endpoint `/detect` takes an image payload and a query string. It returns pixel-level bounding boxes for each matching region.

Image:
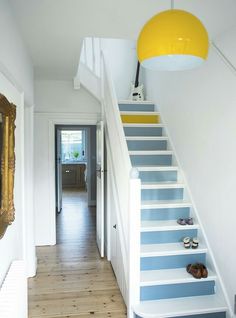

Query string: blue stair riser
[141,188,184,201]
[131,155,172,166]
[124,127,163,136]
[119,103,155,112]
[135,313,226,318]
[142,207,190,221]
[140,281,215,301]
[127,140,167,151]
[139,170,178,182]
[141,254,206,270]
[141,229,198,244]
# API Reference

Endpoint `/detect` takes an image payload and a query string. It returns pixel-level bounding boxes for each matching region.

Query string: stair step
[123,123,164,128]
[140,243,207,257]
[140,268,216,287]
[134,294,227,318]
[119,100,154,105]
[141,200,192,209]
[137,166,178,172]
[129,150,173,156]
[120,111,159,115]
[126,136,168,141]
[141,182,184,190]
[141,220,199,232]
[121,112,160,124]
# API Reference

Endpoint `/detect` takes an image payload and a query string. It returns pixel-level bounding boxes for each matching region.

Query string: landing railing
[101,51,141,317]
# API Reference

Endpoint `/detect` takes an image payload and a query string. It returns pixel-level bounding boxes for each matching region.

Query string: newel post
[128,168,141,318]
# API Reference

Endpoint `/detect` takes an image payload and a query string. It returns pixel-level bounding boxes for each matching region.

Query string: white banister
[101,50,141,317]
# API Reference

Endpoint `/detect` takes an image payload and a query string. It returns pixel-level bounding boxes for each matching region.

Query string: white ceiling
[9,0,236,80]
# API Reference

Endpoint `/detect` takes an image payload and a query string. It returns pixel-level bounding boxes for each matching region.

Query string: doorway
[55,125,97,235]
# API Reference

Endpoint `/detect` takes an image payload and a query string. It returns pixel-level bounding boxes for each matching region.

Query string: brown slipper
[197,263,208,278]
[186,263,202,279]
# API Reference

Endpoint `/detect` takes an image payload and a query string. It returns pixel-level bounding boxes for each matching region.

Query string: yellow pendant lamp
[137,9,209,71]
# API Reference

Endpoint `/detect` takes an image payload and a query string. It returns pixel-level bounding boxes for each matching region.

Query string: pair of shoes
[177,217,193,225]
[186,263,208,279]
[183,237,199,249]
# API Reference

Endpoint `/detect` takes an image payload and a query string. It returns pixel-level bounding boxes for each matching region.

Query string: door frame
[47,113,100,245]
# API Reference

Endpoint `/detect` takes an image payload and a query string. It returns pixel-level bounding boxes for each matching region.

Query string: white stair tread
[123,123,164,127]
[129,150,173,155]
[136,166,178,172]
[141,220,199,232]
[141,182,185,189]
[126,136,168,141]
[119,100,154,105]
[120,111,159,115]
[141,200,192,209]
[134,294,227,318]
[141,243,207,257]
[140,268,216,286]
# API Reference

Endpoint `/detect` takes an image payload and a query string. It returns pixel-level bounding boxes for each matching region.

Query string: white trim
[24,104,37,277]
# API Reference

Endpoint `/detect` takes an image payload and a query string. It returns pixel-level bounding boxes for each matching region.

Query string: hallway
[28,189,126,318]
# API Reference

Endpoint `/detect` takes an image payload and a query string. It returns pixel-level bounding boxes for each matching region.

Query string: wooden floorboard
[29,189,127,318]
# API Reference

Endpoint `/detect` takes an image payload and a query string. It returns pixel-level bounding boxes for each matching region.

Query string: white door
[96,121,104,257]
[56,129,62,213]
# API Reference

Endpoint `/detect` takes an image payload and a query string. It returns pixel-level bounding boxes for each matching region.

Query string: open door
[96,121,104,257]
[56,129,62,213]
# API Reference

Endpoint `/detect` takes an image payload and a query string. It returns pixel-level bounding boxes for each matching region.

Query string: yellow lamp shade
[137,9,209,71]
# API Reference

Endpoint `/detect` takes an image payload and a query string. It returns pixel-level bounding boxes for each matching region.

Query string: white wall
[0,0,35,284]
[35,79,100,113]
[101,39,138,101]
[144,46,236,312]
[0,0,34,107]
[34,80,101,246]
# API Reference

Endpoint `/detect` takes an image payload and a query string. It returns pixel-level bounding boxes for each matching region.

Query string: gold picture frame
[0,94,16,239]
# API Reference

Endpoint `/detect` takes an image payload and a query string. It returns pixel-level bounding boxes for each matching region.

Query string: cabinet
[62,163,86,188]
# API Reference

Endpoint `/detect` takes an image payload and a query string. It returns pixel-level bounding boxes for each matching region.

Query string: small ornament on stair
[129,61,144,101]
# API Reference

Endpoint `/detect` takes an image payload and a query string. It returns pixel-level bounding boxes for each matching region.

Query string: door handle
[113,224,117,229]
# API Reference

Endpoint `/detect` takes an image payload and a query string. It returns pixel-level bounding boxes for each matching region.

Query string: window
[61,130,86,163]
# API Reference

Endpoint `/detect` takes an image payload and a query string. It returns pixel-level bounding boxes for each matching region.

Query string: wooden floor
[28,189,127,318]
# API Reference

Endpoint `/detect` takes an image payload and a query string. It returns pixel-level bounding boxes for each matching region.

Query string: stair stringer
[118,100,231,318]
[152,103,232,318]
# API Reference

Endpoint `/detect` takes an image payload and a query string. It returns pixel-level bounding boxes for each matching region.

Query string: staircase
[118,100,228,318]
